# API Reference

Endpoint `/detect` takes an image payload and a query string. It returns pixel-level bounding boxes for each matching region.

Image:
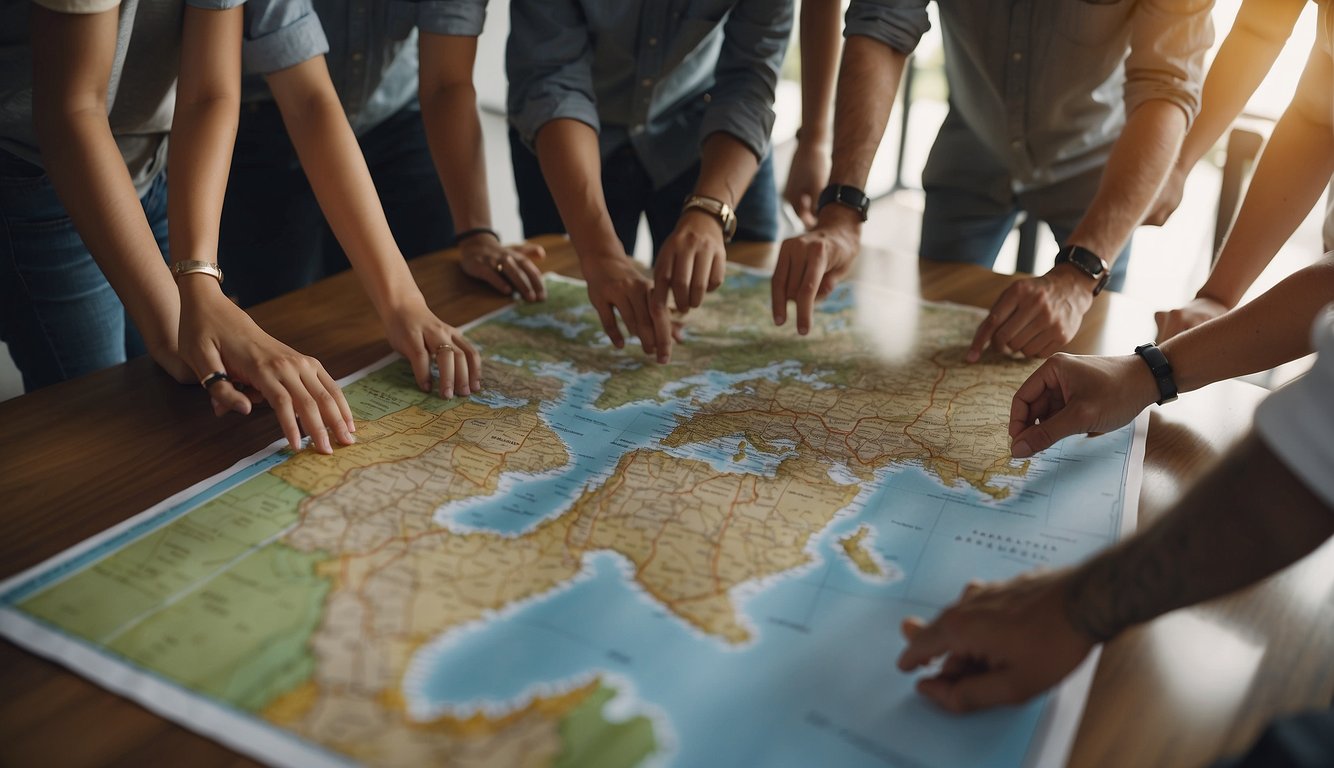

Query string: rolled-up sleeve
[412,0,486,37]
[186,0,245,10]
[843,0,930,55]
[1256,304,1334,509]
[698,0,793,160]
[506,0,600,147]
[1125,0,1213,126]
[242,0,329,76]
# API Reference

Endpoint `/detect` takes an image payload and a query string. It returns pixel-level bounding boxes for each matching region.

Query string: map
[0,269,1144,768]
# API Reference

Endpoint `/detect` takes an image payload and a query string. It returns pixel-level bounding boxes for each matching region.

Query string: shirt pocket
[1057,0,1134,47]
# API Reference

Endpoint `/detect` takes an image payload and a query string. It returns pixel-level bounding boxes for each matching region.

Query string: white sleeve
[1255,304,1334,508]
[31,0,122,14]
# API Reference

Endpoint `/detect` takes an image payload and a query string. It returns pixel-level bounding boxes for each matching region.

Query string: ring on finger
[200,371,230,390]
[437,343,453,353]
[494,260,505,274]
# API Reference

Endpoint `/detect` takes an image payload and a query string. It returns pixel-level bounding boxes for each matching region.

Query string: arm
[264,55,481,398]
[1157,39,1334,340]
[784,0,843,229]
[507,0,671,362]
[965,100,1189,362]
[30,5,190,382]
[772,30,914,335]
[169,5,355,454]
[1144,0,1305,226]
[534,119,672,362]
[896,431,1334,713]
[1007,256,1334,458]
[418,30,546,303]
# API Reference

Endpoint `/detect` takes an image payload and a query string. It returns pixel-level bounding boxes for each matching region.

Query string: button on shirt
[240,0,483,137]
[844,0,1213,192]
[507,0,793,190]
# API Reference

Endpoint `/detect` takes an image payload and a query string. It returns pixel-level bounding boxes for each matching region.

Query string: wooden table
[1,236,1330,767]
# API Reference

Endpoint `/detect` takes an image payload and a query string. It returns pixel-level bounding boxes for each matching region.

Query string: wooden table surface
[1,236,1330,767]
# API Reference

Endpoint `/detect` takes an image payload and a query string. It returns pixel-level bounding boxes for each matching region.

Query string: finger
[1153,311,1169,342]
[901,617,926,642]
[515,250,547,301]
[301,366,353,447]
[314,366,356,434]
[1011,407,1085,458]
[259,380,304,453]
[897,615,952,671]
[279,374,330,454]
[672,249,695,312]
[406,332,434,392]
[1009,363,1058,438]
[594,299,625,349]
[628,289,657,357]
[452,345,470,397]
[437,342,456,398]
[648,292,673,364]
[501,252,537,302]
[195,355,251,417]
[990,302,1043,358]
[796,245,827,335]
[797,193,817,229]
[652,253,674,312]
[517,242,547,262]
[918,670,1022,714]
[456,333,482,391]
[968,289,1021,363]
[1007,312,1049,358]
[689,249,711,308]
[771,247,791,325]
[708,249,726,293]
[472,258,514,296]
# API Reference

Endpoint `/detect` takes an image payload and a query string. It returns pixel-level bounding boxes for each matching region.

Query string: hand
[772,211,860,335]
[1008,352,1158,458]
[585,253,672,363]
[380,293,482,399]
[1142,162,1188,227]
[1154,295,1228,342]
[459,234,548,302]
[652,209,726,313]
[177,277,355,455]
[897,572,1096,714]
[783,136,831,230]
[967,266,1096,362]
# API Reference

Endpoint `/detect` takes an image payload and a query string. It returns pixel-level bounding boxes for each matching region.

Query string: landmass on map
[837,525,900,583]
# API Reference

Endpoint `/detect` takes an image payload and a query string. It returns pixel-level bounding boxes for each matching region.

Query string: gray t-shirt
[0,0,313,196]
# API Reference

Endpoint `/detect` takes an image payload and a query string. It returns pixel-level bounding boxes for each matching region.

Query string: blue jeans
[919,106,1130,292]
[507,126,779,257]
[219,102,455,308]
[0,150,167,392]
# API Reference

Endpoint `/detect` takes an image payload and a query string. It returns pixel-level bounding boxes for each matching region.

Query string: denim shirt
[507,0,794,189]
[845,0,1213,192]
[241,0,485,137]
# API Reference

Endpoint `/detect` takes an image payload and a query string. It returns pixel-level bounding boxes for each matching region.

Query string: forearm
[1065,433,1334,641]
[695,132,760,207]
[269,60,419,313]
[798,0,842,144]
[1066,100,1186,261]
[1161,257,1334,392]
[826,35,905,192]
[419,34,493,233]
[534,119,622,261]
[1200,108,1334,307]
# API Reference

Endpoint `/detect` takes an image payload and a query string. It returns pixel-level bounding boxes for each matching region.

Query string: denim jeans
[919,106,1130,292]
[219,102,455,308]
[0,150,167,392]
[508,126,779,258]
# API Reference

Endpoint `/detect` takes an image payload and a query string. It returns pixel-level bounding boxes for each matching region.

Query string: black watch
[817,184,870,222]
[1134,342,1178,405]
[1055,244,1110,296]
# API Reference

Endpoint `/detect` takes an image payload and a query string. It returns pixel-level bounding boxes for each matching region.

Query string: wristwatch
[1054,244,1110,296]
[682,194,738,242]
[1134,342,1178,405]
[816,184,870,222]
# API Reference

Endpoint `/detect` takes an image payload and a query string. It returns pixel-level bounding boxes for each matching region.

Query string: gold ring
[437,344,453,353]
[200,371,230,390]
[495,261,505,273]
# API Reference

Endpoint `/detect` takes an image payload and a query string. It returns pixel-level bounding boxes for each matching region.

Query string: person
[783,0,842,230]
[1151,1,1334,340]
[221,0,547,310]
[772,0,1212,354]
[0,0,357,454]
[506,0,793,364]
[895,259,1334,714]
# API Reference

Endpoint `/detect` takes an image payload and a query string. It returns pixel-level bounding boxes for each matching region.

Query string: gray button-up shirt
[241,0,484,137]
[845,0,1213,192]
[507,0,794,190]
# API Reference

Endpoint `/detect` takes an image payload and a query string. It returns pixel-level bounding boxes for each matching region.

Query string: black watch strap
[1134,342,1178,405]
[1055,244,1110,296]
[817,184,870,222]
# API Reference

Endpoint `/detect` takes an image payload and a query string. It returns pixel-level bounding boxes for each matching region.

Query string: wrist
[1193,284,1236,310]
[814,201,864,232]
[1048,262,1097,299]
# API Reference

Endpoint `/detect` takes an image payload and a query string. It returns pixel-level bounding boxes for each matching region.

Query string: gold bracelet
[171,260,224,285]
